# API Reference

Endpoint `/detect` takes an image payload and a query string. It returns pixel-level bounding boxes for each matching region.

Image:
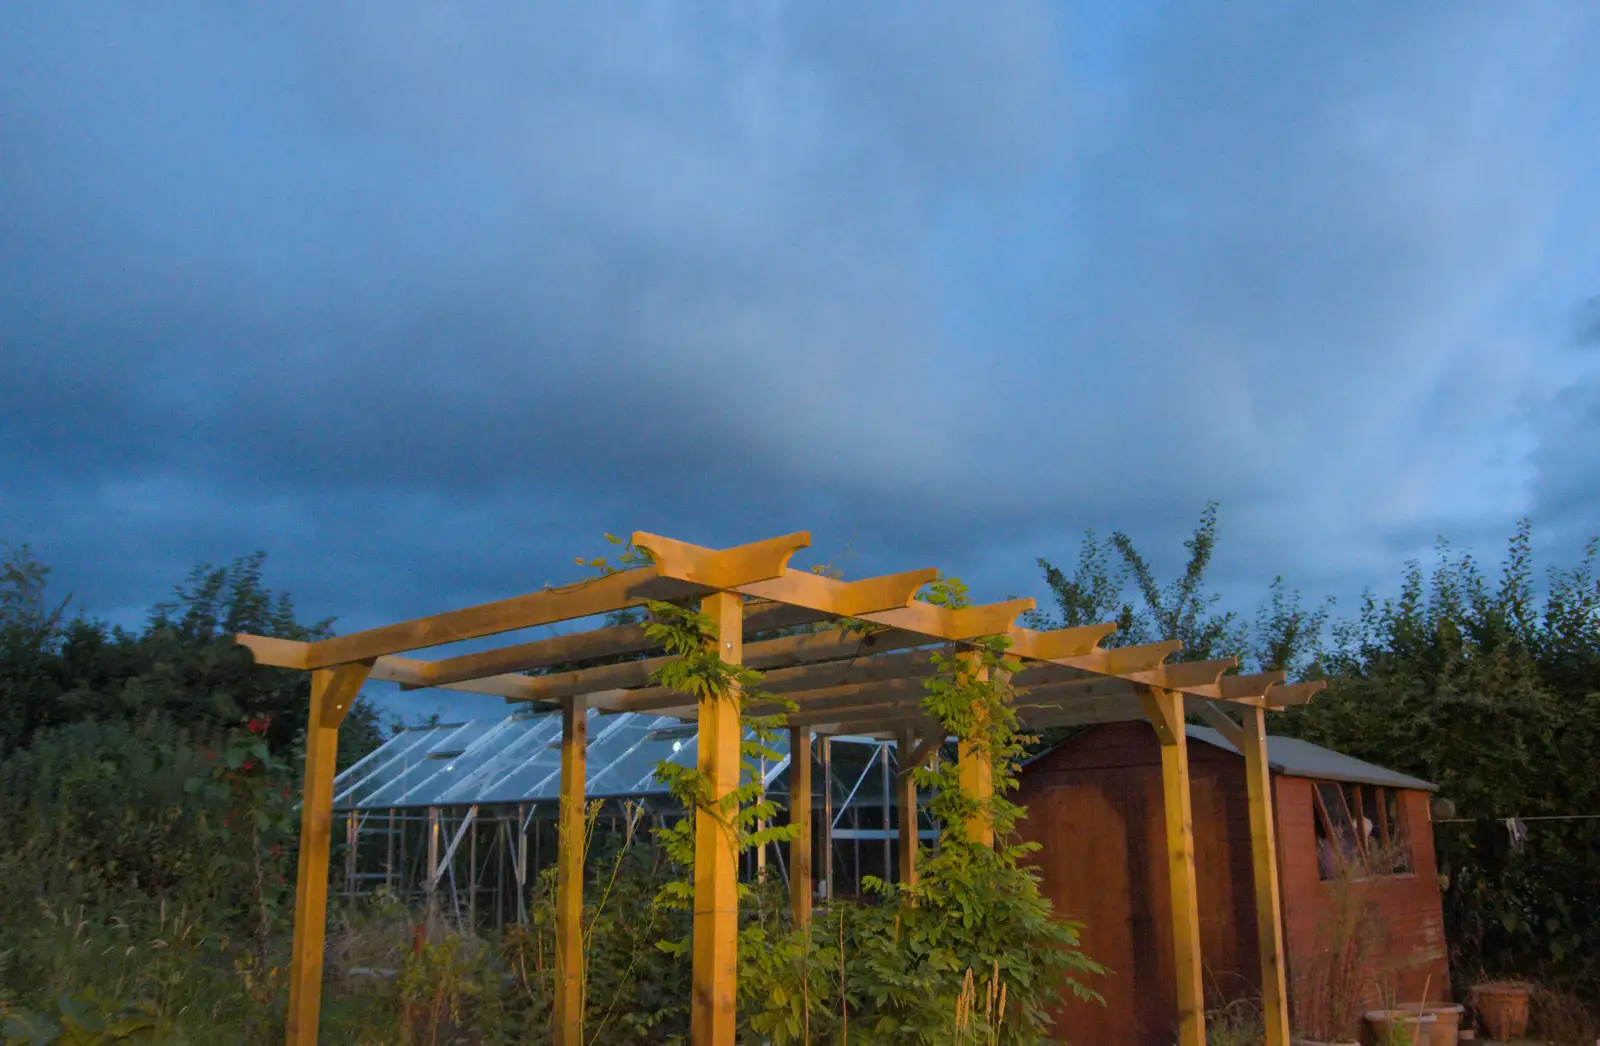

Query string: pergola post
[896,729,919,887]
[788,725,812,928]
[956,653,994,848]
[691,591,743,1045]
[1140,685,1206,1046]
[820,736,833,901]
[555,694,587,1046]
[286,662,371,1046]
[1241,705,1290,1046]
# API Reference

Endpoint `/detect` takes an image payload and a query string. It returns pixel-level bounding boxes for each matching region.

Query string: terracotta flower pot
[1365,1008,1436,1046]
[1400,1003,1464,1046]
[1471,983,1529,1041]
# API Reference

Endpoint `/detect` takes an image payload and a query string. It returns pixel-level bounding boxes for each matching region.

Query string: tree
[1030,502,1329,675]
[0,546,384,763]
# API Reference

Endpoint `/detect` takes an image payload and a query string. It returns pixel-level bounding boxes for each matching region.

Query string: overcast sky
[4,4,1599,723]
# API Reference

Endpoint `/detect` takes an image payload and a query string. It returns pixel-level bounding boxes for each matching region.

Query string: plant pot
[1400,1003,1464,1046]
[1470,982,1529,1041]
[1365,1008,1436,1046]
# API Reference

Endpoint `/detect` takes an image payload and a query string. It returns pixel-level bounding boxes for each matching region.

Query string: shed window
[1311,781,1412,881]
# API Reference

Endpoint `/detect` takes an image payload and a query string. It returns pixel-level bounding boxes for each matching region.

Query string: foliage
[0,546,384,763]
[0,542,394,1044]
[2,991,176,1045]
[1203,996,1266,1046]
[830,580,1102,1043]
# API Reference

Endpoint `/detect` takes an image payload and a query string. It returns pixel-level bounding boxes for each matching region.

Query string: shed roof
[1185,725,1437,792]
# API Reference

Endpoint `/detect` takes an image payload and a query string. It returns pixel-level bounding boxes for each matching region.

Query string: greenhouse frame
[329,712,931,927]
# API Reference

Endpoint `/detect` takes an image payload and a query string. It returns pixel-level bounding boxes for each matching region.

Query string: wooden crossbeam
[1051,638,1182,677]
[737,567,939,617]
[640,676,936,725]
[525,627,937,711]
[301,568,703,669]
[760,677,930,717]
[859,597,1036,642]
[235,634,557,704]
[595,650,940,718]
[412,599,827,690]
[757,648,940,694]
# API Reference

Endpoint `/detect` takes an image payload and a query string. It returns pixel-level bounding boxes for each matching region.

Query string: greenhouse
[329,710,932,928]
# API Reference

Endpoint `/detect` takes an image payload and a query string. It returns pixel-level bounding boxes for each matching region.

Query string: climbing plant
[834,576,1104,1043]
[574,536,1104,1042]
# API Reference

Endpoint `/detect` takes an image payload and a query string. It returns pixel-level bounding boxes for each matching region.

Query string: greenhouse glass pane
[433,715,559,805]
[333,728,443,809]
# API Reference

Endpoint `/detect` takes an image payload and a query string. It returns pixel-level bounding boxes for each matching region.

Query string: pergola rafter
[239,529,1326,1046]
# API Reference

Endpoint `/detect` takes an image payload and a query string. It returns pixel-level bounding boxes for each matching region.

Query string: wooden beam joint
[632,531,809,590]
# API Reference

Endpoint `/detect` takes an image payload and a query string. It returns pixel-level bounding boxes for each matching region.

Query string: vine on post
[641,600,796,938]
[843,574,1104,1043]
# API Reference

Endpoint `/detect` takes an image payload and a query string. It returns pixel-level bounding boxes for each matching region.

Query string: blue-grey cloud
[3,2,1598,722]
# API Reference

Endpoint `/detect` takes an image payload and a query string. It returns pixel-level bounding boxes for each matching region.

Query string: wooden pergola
[237,531,1323,1046]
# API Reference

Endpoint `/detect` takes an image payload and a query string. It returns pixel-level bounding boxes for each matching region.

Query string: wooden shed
[1017,722,1447,1046]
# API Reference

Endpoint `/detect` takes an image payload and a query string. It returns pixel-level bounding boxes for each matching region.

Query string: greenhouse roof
[333,709,808,811]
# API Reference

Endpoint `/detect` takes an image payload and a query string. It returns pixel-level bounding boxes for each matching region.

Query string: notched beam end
[841,567,940,614]
[1009,621,1120,661]
[1219,671,1287,701]
[949,597,1036,641]
[631,530,811,589]
[234,633,311,670]
[1153,657,1237,690]
[1266,680,1327,708]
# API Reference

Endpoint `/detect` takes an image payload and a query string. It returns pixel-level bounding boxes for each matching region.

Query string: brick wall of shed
[1275,777,1450,1024]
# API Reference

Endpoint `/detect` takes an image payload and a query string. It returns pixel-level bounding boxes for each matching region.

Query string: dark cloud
[3,3,1598,721]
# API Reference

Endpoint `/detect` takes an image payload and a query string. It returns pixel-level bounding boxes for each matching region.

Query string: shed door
[1021,767,1153,1046]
